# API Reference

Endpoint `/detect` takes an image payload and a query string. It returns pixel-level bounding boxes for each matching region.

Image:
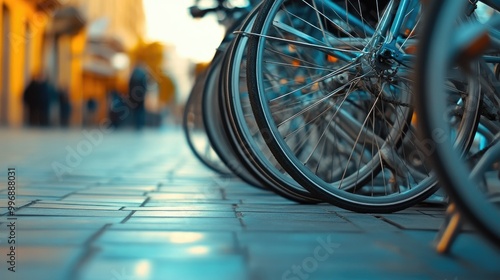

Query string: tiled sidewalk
[0,128,499,280]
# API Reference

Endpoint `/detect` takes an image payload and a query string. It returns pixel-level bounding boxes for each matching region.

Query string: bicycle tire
[220,4,322,203]
[202,52,265,188]
[247,0,479,212]
[182,66,233,175]
[416,0,500,247]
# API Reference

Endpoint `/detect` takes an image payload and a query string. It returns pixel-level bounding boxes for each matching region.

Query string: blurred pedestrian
[59,87,72,127]
[128,63,148,130]
[23,75,42,126]
[109,89,125,128]
[39,76,56,127]
[23,73,56,127]
[85,98,98,126]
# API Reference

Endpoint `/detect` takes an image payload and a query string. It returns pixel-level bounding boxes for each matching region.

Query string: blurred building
[0,0,57,126]
[0,0,146,127]
[51,0,146,126]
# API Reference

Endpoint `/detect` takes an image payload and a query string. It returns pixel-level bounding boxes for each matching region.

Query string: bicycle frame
[322,0,421,63]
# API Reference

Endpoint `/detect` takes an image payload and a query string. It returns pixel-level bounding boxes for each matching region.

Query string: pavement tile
[241,213,360,232]
[146,192,223,200]
[0,246,84,280]
[167,178,221,185]
[174,169,220,178]
[13,208,131,217]
[1,220,109,230]
[77,256,247,280]
[338,213,401,231]
[6,188,75,197]
[92,243,242,259]
[235,204,331,214]
[132,211,235,218]
[91,184,158,191]
[107,178,164,185]
[377,214,445,230]
[240,212,347,222]
[16,183,88,190]
[1,129,499,280]
[402,230,500,274]
[241,231,474,279]
[0,216,124,226]
[95,230,235,246]
[35,199,134,207]
[61,194,146,205]
[110,222,244,232]
[239,196,299,205]
[27,202,122,211]
[124,205,234,211]
[75,189,147,196]
[218,181,267,190]
[146,199,240,205]
[5,195,61,201]
[157,185,220,191]
[120,217,243,231]
[0,229,97,245]
[0,199,33,208]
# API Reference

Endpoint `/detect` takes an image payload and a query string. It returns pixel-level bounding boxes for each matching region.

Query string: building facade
[0,0,145,127]
[53,0,146,126]
[0,0,56,126]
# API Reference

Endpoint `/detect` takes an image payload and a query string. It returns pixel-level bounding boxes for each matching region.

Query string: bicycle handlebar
[189,1,250,19]
[189,6,220,18]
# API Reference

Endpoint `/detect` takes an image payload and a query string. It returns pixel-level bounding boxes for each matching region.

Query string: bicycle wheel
[416,0,500,247]
[202,52,265,188]
[247,0,480,212]
[183,67,233,175]
[221,4,322,203]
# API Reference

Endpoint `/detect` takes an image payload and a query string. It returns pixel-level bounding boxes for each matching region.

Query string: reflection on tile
[147,193,223,200]
[78,256,247,280]
[96,230,234,246]
[132,211,235,218]
[114,219,243,231]
[157,186,221,193]
[145,200,240,205]
[94,243,242,259]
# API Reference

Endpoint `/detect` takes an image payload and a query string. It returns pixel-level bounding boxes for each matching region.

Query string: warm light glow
[111,53,130,70]
[134,260,152,277]
[169,232,204,244]
[187,246,210,255]
[143,0,225,62]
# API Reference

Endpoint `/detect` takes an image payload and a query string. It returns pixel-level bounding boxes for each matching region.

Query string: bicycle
[245,0,480,212]
[415,0,500,250]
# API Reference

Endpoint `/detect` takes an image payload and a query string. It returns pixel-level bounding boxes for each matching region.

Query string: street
[0,128,499,280]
